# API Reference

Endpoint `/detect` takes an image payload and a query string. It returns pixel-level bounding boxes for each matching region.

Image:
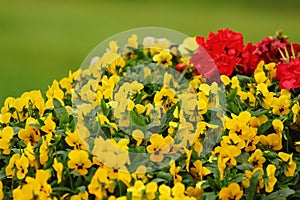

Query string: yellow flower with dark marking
[14,169,52,200]
[259,133,282,150]
[65,130,86,150]
[146,134,172,162]
[18,117,40,146]
[248,149,266,168]
[88,167,108,199]
[190,160,211,181]
[219,183,243,200]
[41,114,56,134]
[278,152,296,177]
[185,186,203,199]
[153,51,172,66]
[24,142,35,162]
[5,154,20,178]
[154,87,178,110]
[15,154,29,180]
[170,160,182,184]
[271,94,291,115]
[68,150,92,176]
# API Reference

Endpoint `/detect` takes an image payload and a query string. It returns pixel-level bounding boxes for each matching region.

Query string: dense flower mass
[191,28,261,77]
[0,28,299,200]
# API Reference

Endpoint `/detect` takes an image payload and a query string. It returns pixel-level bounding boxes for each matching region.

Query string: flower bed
[0,28,299,200]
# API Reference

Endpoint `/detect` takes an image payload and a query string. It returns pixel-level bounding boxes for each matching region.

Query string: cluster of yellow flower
[0,33,299,200]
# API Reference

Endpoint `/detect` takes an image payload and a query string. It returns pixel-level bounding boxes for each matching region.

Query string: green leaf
[250,109,269,117]
[200,192,218,200]
[236,152,250,163]
[0,171,6,181]
[263,151,278,159]
[227,101,240,114]
[258,120,272,135]
[59,113,69,127]
[290,190,300,198]
[130,111,146,127]
[227,87,238,102]
[151,178,168,184]
[156,172,172,182]
[266,188,295,200]
[245,170,261,200]
[53,98,68,119]
[76,186,86,193]
[236,163,254,171]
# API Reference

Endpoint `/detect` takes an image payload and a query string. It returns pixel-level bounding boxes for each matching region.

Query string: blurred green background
[1,0,300,105]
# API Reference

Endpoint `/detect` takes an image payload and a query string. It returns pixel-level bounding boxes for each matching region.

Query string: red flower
[240,42,261,75]
[276,57,300,90]
[191,29,260,78]
[254,34,300,64]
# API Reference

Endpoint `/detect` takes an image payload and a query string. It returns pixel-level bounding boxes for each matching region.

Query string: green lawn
[1,0,300,105]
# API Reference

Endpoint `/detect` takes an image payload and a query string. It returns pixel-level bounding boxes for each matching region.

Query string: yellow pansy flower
[265,164,277,193]
[0,126,14,154]
[0,112,11,124]
[65,130,86,150]
[242,168,264,190]
[39,133,53,166]
[24,142,35,162]
[216,145,240,180]
[5,154,20,178]
[132,165,147,183]
[18,117,40,146]
[127,181,146,200]
[259,133,282,150]
[170,160,182,184]
[88,167,108,199]
[178,37,198,56]
[46,80,64,100]
[153,51,173,66]
[254,61,276,80]
[146,134,172,162]
[41,113,56,134]
[220,134,245,150]
[23,169,52,199]
[128,34,138,49]
[101,52,125,75]
[59,70,75,94]
[67,150,92,176]
[271,94,291,115]
[159,182,190,199]
[132,129,144,146]
[248,149,266,168]
[190,160,211,181]
[278,152,296,177]
[15,154,29,179]
[70,191,89,200]
[185,186,203,199]
[53,158,63,184]
[219,183,243,200]
[154,87,178,110]
[292,102,300,123]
